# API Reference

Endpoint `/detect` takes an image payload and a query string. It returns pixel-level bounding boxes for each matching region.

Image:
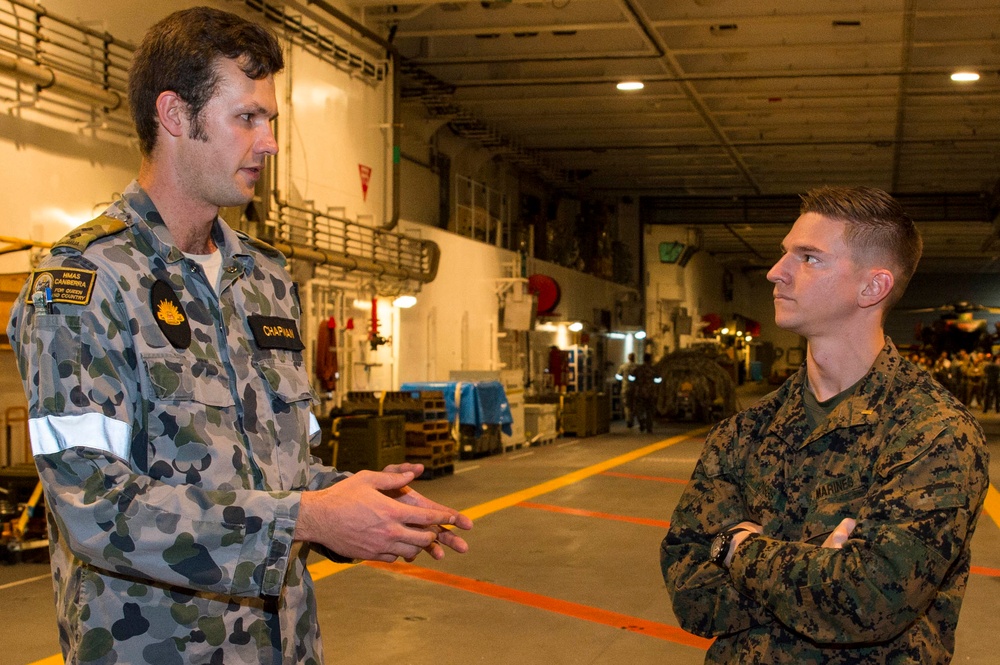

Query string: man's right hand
[295,469,470,563]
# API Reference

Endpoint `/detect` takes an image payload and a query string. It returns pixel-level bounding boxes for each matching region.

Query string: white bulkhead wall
[0,0,638,421]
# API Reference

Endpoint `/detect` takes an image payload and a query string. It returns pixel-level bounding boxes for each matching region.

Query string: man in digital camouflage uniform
[661,186,989,663]
[8,8,471,665]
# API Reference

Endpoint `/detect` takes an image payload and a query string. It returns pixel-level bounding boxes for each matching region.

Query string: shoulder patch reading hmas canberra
[26,268,97,306]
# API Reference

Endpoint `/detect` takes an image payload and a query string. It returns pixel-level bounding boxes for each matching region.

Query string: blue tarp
[400,380,513,436]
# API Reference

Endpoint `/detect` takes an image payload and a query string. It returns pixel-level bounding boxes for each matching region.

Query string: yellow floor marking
[27,656,62,665]
[309,426,709,582]
[983,483,1000,531]
[28,428,709,665]
[459,427,709,521]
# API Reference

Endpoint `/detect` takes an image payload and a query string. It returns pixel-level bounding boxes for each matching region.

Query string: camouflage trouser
[983,381,1000,412]
[634,396,654,432]
[967,378,984,408]
[622,390,636,426]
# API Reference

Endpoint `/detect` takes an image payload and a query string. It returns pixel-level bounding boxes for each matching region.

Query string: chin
[216,191,255,209]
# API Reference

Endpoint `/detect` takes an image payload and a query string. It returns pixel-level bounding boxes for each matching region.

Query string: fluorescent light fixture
[393,295,417,308]
[616,80,644,91]
[607,332,627,339]
[569,321,584,332]
[352,299,372,310]
[634,330,647,340]
[951,71,980,82]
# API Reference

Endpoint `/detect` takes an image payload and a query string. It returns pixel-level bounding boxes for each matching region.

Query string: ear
[858,269,894,309]
[154,91,187,139]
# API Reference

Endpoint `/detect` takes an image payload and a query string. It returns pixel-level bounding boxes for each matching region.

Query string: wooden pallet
[416,462,455,480]
[341,391,447,422]
[405,419,449,433]
[407,446,457,479]
[405,429,451,445]
[406,440,456,458]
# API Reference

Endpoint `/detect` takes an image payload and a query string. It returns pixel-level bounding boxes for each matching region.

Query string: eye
[240,113,253,123]
[803,254,819,264]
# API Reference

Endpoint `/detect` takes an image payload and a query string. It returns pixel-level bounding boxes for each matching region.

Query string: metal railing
[266,198,440,283]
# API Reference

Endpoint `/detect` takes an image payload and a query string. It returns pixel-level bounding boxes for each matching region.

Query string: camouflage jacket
[8,182,346,665]
[661,340,989,664]
[630,363,659,400]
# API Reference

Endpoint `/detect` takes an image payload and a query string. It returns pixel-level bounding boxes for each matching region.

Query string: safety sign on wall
[359,164,372,202]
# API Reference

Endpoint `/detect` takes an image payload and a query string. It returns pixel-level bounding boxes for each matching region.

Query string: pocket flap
[144,354,234,406]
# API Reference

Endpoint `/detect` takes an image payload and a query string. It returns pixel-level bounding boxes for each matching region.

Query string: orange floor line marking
[365,560,711,651]
[601,471,690,484]
[971,565,1000,577]
[517,501,672,530]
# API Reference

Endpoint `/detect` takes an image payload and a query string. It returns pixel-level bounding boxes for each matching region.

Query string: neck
[138,159,217,254]
[805,325,885,401]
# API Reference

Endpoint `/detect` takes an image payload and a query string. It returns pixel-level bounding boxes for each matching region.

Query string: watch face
[710,535,724,559]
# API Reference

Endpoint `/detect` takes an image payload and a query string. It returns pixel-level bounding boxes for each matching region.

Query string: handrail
[267,197,440,283]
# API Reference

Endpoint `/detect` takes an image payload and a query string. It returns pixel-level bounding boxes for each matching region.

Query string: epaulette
[52,214,128,253]
[236,230,287,266]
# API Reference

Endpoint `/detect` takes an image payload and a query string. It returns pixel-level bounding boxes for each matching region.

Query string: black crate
[458,423,501,459]
[335,415,406,473]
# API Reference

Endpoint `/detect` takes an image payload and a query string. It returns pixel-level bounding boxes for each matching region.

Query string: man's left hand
[381,463,473,560]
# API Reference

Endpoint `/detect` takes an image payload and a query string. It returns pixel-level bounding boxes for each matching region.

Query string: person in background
[933,349,953,393]
[662,186,989,663]
[630,354,660,433]
[8,8,471,665]
[616,352,638,427]
[982,354,1000,413]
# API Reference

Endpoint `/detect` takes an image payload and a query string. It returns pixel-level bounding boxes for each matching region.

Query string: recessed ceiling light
[951,71,980,82]
[616,81,644,92]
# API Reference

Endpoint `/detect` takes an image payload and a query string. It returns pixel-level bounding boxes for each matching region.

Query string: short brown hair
[800,186,922,310]
[129,7,284,156]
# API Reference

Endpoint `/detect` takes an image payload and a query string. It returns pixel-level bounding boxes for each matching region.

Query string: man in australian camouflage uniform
[661,186,989,663]
[8,8,471,665]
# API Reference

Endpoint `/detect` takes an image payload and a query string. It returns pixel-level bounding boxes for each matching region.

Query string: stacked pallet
[400,392,456,478]
[341,391,456,478]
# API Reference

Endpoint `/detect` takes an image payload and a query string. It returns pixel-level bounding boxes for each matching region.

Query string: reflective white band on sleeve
[29,413,132,461]
[309,412,321,438]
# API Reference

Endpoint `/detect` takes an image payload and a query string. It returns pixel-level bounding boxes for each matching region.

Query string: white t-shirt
[183,249,223,295]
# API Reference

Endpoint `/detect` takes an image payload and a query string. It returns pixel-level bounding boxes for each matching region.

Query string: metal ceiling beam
[617,0,762,194]
[648,7,1000,27]
[891,1,916,191]
[396,21,631,38]
[640,193,990,226]
[425,66,993,87]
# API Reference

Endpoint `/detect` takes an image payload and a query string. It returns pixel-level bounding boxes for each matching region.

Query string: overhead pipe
[6,0,134,50]
[271,238,440,283]
[0,51,122,110]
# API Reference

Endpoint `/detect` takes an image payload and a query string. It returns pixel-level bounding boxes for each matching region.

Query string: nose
[767,254,788,284]
[257,122,278,157]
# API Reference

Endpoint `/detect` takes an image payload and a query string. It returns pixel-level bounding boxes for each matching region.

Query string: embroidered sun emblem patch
[156,299,186,326]
[150,279,191,349]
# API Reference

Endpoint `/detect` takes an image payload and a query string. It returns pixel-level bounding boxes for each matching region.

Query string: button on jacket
[661,340,989,664]
[9,181,346,665]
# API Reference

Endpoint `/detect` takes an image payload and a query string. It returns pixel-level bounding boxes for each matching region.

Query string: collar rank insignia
[151,279,191,349]
[248,314,305,351]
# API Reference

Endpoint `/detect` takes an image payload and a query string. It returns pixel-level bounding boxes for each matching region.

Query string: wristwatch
[709,528,741,568]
